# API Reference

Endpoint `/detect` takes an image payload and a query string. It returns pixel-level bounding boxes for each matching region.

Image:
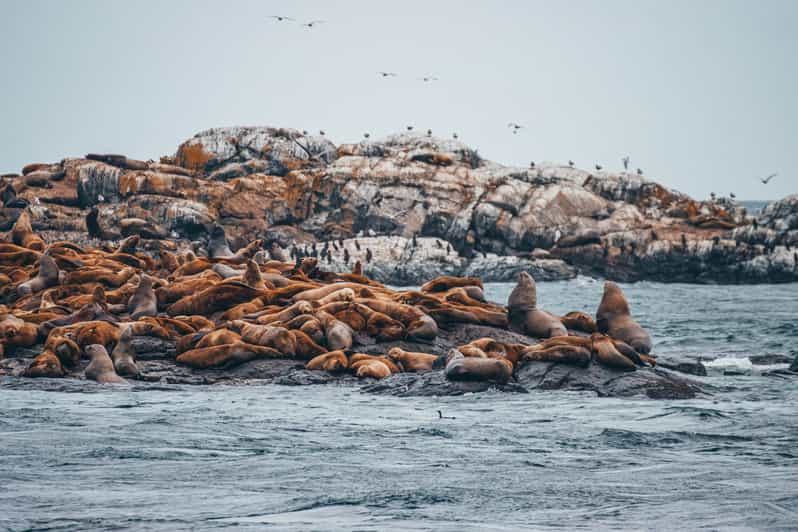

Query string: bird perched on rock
[268,15,294,22]
[435,240,443,249]
[530,161,535,168]
[710,192,716,201]
[681,233,688,248]
[319,130,325,136]
[354,240,361,251]
[302,130,308,135]
[363,133,370,139]
[452,133,458,139]
[338,238,344,248]
[508,123,523,134]
[730,192,736,199]
[326,251,332,264]
[426,129,432,137]
[366,248,373,263]
[332,241,339,251]
[637,168,644,175]
[594,164,603,171]
[622,156,630,170]
[446,243,452,254]
[407,126,414,131]
[412,234,418,248]
[377,71,397,77]
[343,248,350,264]
[760,173,777,184]
[568,160,575,168]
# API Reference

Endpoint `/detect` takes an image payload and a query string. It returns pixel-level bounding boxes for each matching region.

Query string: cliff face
[2,126,796,283]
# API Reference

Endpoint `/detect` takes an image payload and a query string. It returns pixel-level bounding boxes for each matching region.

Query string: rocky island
[0,126,795,398]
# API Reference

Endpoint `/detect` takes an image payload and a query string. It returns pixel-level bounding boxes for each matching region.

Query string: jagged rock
[656,355,708,376]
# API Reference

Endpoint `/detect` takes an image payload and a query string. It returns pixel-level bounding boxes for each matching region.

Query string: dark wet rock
[790,354,798,372]
[656,355,708,376]
[748,354,794,366]
[361,371,528,397]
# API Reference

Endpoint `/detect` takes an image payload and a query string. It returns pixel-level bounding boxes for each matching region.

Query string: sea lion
[305,350,349,372]
[353,359,392,379]
[44,328,81,368]
[596,282,653,354]
[10,210,45,251]
[84,344,127,384]
[16,254,60,297]
[175,341,283,369]
[167,282,262,316]
[208,224,234,258]
[315,311,353,351]
[23,350,65,378]
[444,349,513,384]
[355,299,438,341]
[74,320,120,349]
[0,314,39,349]
[590,333,636,371]
[289,329,327,359]
[351,303,405,341]
[520,344,591,367]
[110,326,139,377]
[230,321,297,357]
[559,311,598,334]
[420,276,483,293]
[507,272,567,338]
[127,274,157,319]
[387,347,437,372]
[349,353,402,374]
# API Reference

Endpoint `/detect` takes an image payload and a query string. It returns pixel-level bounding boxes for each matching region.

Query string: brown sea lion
[255,300,314,325]
[10,210,45,251]
[289,329,327,359]
[559,311,598,334]
[520,344,591,367]
[315,311,353,351]
[350,303,405,341]
[175,341,283,369]
[387,347,437,372]
[444,349,512,384]
[16,254,60,297]
[167,282,262,316]
[590,333,636,371]
[44,328,81,368]
[596,282,653,354]
[0,314,39,349]
[349,354,402,374]
[230,321,297,357]
[421,276,483,293]
[507,272,567,338]
[128,274,157,319]
[194,328,241,349]
[353,359,393,379]
[305,350,349,372]
[208,224,234,258]
[84,344,127,384]
[23,350,65,378]
[355,298,437,341]
[110,327,139,377]
[74,320,120,349]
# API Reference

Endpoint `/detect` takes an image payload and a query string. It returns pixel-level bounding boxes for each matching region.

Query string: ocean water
[2,280,797,531]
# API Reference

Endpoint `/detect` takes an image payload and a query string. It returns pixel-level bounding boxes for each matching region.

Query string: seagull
[622,155,630,171]
[302,20,325,28]
[594,164,603,171]
[268,15,295,22]
[760,173,777,184]
[508,123,523,134]
[452,133,458,139]
[568,160,574,168]
[377,71,397,78]
[418,76,438,82]
[636,168,644,175]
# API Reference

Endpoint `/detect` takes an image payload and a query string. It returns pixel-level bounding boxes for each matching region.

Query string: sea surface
[2,280,797,531]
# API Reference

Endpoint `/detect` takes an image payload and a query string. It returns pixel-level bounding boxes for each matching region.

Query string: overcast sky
[1,0,795,200]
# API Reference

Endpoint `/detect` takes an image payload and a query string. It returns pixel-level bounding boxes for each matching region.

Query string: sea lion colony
[0,212,656,385]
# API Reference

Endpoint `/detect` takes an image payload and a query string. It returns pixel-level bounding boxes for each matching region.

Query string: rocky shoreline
[1,126,796,285]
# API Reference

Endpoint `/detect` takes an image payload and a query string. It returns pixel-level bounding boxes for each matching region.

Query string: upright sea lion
[110,326,139,377]
[128,274,157,319]
[315,311,353,351]
[305,350,349,372]
[444,349,512,384]
[596,282,653,354]
[84,344,127,384]
[16,254,60,297]
[387,347,437,372]
[208,224,234,258]
[10,210,45,251]
[507,272,567,338]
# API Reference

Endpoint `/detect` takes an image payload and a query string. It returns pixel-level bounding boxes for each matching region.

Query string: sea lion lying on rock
[445,349,513,385]
[176,341,283,369]
[507,272,567,338]
[305,350,349,372]
[387,347,438,372]
[596,282,653,354]
[16,254,60,298]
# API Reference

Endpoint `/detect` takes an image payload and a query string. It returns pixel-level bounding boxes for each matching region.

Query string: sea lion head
[598,281,630,319]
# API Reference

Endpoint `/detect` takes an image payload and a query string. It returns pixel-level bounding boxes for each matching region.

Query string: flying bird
[507,123,523,134]
[302,20,325,28]
[418,76,438,82]
[760,173,777,184]
[377,71,397,77]
[268,16,295,22]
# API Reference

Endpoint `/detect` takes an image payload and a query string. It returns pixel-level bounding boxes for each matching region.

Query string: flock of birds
[268,15,780,194]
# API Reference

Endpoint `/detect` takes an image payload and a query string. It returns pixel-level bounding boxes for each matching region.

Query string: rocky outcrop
[2,126,796,284]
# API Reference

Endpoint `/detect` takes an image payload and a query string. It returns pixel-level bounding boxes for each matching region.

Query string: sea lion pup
[16,254,60,298]
[596,282,653,354]
[208,224,234,258]
[84,344,127,384]
[9,210,45,251]
[352,359,393,379]
[175,341,283,369]
[420,276,483,294]
[255,300,314,325]
[559,311,598,334]
[23,350,65,378]
[110,326,139,377]
[315,311,353,351]
[507,272,567,338]
[387,347,437,372]
[127,274,157,319]
[228,320,297,357]
[444,349,513,385]
[520,344,592,367]
[305,350,349,372]
[590,333,636,371]
[461,338,508,358]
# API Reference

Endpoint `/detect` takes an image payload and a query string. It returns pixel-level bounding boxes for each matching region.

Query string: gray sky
[1,0,796,200]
